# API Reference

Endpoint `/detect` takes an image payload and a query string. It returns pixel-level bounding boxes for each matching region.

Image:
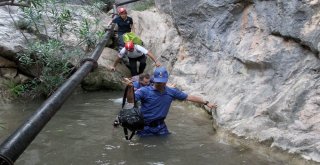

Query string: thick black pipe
[116,0,141,6]
[0,23,115,165]
[0,0,157,163]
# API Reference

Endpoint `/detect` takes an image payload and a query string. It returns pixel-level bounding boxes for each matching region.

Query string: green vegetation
[6,0,111,98]
[78,18,105,51]
[132,0,155,11]
[16,19,32,31]
[17,39,77,97]
[5,81,26,97]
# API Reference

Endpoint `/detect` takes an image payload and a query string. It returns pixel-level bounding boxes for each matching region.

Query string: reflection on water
[0,91,316,165]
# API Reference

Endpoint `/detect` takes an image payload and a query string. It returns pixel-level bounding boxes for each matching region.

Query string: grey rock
[81,48,130,90]
[154,0,320,162]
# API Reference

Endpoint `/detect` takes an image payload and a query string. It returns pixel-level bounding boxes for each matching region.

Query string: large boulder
[81,48,130,90]
[0,6,29,61]
[130,8,183,74]
[0,56,30,84]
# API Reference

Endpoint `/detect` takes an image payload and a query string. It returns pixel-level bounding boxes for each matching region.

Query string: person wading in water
[124,66,217,136]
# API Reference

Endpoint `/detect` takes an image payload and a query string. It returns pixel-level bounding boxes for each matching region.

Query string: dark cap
[153,67,169,83]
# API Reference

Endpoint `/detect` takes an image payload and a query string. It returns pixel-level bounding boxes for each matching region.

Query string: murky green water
[0,91,317,165]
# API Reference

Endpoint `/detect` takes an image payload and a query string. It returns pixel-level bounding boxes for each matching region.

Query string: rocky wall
[151,0,320,162]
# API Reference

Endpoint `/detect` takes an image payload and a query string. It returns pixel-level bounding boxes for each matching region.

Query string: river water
[0,91,317,165]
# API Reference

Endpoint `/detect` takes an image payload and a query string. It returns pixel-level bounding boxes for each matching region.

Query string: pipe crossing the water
[0,1,144,163]
[0,24,114,164]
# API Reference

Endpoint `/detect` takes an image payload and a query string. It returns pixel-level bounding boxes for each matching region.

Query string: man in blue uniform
[112,7,133,51]
[125,67,217,136]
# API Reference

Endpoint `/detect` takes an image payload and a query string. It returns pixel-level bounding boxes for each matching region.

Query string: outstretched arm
[146,52,161,67]
[186,95,217,109]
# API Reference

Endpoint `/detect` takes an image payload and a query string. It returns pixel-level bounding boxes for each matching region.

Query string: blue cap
[153,67,169,83]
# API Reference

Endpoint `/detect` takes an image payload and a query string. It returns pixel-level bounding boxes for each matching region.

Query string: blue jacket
[134,86,188,136]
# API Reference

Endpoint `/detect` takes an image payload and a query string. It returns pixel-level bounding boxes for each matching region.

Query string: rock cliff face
[149,0,320,162]
[1,0,320,162]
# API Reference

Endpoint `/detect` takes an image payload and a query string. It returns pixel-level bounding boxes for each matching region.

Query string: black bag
[114,85,144,140]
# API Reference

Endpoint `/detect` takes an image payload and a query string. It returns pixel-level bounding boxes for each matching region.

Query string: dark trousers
[118,32,124,51]
[118,32,125,51]
[128,55,147,76]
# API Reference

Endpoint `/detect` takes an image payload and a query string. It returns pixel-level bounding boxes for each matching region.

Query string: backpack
[113,85,144,140]
[123,32,143,45]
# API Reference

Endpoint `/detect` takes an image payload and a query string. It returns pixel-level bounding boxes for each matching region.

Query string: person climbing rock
[111,41,161,76]
[112,7,134,51]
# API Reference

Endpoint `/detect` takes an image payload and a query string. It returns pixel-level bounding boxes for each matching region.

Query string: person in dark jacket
[112,7,134,51]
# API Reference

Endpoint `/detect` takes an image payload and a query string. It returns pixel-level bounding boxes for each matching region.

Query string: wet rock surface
[153,0,320,162]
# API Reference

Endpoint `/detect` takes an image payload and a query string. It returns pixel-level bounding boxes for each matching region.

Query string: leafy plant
[77,18,104,51]
[7,0,106,99]
[54,8,72,36]
[16,19,32,31]
[78,19,94,50]
[17,39,75,96]
[96,30,105,40]
[21,6,43,34]
[5,81,26,97]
